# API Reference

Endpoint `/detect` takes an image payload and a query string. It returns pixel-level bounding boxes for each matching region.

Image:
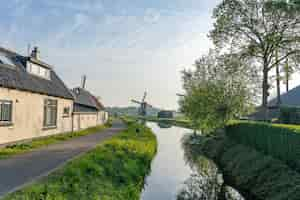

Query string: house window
[44,99,57,128]
[63,107,70,117]
[0,100,12,123]
[27,62,50,80]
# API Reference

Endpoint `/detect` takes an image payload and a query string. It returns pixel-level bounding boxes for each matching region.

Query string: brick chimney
[81,75,87,89]
[31,46,40,60]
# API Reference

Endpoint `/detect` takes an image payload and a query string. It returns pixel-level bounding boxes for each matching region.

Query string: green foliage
[4,122,157,200]
[180,52,254,134]
[266,0,300,12]
[183,134,300,200]
[226,121,300,171]
[0,122,112,159]
[210,0,300,109]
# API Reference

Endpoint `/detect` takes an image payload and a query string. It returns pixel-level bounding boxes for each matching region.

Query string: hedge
[226,121,300,171]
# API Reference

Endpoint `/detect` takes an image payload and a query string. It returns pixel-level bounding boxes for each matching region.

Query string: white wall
[0,87,73,145]
[73,111,109,131]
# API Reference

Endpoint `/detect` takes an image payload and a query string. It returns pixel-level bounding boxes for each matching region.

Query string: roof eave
[0,84,74,100]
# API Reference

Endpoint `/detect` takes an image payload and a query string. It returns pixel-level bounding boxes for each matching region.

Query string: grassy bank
[184,134,300,200]
[227,120,300,171]
[134,116,192,129]
[0,121,112,159]
[4,121,157,200]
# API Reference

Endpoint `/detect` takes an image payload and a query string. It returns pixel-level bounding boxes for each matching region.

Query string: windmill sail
[131,92,151,117]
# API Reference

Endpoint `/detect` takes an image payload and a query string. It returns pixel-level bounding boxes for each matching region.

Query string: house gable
[0,47,73,100]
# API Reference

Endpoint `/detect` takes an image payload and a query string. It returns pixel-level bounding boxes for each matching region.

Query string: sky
[0,0,222,110]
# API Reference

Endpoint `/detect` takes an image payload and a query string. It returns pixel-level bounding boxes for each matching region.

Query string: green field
[4,121,157,200]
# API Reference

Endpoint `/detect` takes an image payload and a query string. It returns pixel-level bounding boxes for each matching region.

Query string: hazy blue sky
[0,0,222,109]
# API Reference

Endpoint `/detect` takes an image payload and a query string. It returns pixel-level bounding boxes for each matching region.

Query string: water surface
[141,123,193,200]
[141,122,244,200]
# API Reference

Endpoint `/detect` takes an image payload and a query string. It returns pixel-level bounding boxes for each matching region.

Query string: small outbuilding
[71,82,108,131]
[157,110,174,119]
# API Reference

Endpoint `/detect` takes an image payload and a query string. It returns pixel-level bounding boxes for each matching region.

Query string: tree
[179,51,255,134]
[283,59,290,92]
[275,49,281,105]
[271,0,300,101]
[210,0,300,119]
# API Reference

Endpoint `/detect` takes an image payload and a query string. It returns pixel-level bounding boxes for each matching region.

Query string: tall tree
[210,0,300,119]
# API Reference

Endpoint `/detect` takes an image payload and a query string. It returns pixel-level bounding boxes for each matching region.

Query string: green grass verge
[3,121,157,200]
[226,120,300,172]
[126,115,193,129]
[0,121,112,159]
[183,134,300,200]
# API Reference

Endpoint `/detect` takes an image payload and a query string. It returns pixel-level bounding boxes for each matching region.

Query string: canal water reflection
[141,122,244,200]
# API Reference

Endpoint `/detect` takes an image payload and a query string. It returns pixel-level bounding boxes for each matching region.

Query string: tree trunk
[285,59,289,92]
[276,50,281,105]
[262,67,269,121]
[276,65,281,105]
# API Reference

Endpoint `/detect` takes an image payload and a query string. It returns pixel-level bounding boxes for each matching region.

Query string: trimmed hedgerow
[226,121,300,172]
[184,134,300,200]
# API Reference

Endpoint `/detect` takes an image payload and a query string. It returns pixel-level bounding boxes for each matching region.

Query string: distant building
[250,85,300,122]
[0,46,74,145]
[71,86,108,131]
[157,110,174,119]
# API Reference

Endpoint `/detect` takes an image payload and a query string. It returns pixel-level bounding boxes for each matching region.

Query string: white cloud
[0,0,221,109]
[43,0,104,13]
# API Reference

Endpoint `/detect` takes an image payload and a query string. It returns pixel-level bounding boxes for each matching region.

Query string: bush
[226,121,300,171]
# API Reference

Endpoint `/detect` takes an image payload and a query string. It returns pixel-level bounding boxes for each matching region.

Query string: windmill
[131,92,152,117]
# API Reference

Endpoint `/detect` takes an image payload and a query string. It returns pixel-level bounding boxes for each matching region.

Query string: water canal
[141,122,245,200]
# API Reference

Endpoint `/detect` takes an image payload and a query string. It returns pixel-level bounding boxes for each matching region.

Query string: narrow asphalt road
[0,120,125,198]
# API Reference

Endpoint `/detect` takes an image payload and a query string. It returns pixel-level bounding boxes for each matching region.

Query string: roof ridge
[0,46,19,56]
